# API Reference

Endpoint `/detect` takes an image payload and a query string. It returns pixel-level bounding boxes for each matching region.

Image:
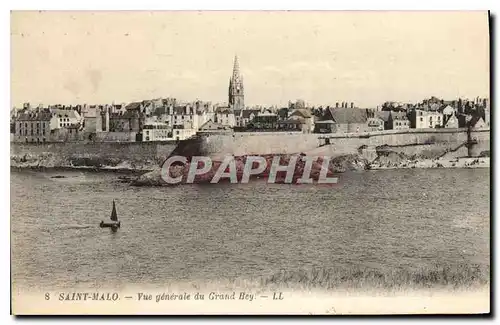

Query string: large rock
[131,154,354,186]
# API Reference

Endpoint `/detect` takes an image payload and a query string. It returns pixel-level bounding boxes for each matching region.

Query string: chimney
[350,102,354,109]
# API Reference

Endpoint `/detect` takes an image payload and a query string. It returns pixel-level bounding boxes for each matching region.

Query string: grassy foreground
[257,263,490,291]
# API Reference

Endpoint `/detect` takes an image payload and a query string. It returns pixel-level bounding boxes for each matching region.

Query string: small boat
[100,200,121,229]
[50,175,66,179]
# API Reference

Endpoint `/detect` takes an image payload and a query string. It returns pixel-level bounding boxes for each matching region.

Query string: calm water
[11,168,490,290]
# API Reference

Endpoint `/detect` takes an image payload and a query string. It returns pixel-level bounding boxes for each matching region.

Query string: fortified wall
[173,128,490,160]
[11,128,490,171]
[11,141,177,170]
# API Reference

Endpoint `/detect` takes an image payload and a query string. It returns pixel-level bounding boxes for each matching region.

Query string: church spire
[232,55,240,80]
[228,55,244,110]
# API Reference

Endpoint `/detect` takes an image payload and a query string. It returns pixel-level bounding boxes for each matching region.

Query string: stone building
[366,117,385,131]
[109,109,143,132]
[14,107,82,143]
[251,110,279,130]
[388,112,410,130]
[235,109,261,127]
[214,106,236,127]
[409,109,443,129]
[142,122,172,142]
[82,105,98,133]
[96,105,110,132]
[284,108,314,133]
[315,107,369,133]
[375,111,391,130]
[469,116,487,129]
[443,114,459,128]
[14,109,53,143]
[440,104,456,117]
[51,108,82,129]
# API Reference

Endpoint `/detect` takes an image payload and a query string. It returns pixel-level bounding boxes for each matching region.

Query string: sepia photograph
[9,10,490,315]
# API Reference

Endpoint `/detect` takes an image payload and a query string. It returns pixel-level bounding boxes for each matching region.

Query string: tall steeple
[229,55,244,111]
[232,55,240,80]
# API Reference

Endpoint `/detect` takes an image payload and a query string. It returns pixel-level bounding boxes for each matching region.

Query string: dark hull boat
[100,200,121,229]
[100,221,120,228]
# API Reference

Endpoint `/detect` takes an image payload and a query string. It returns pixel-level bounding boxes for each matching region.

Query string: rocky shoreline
[10,152,159,172]
[129,154,489,187]
[11,151,490,187]
[368,156,490,170]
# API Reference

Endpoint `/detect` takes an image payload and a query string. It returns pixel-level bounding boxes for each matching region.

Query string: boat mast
[110,200,118,221]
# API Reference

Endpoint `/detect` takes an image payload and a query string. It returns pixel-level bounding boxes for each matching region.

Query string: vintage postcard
[10,10,490,315]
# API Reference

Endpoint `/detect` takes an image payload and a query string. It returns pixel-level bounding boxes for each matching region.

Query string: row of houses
[12,107,83,143]
[11,95,490,143]
[380,96,489,114]
[11,99,272,142]
[313,106,488,134]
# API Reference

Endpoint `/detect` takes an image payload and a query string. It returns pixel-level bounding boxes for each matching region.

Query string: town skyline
[11,11,489,108]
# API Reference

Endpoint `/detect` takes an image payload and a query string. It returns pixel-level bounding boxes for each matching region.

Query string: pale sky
[11,11,489,108]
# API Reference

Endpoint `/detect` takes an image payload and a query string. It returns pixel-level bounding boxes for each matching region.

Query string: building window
[420,117,423,122]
